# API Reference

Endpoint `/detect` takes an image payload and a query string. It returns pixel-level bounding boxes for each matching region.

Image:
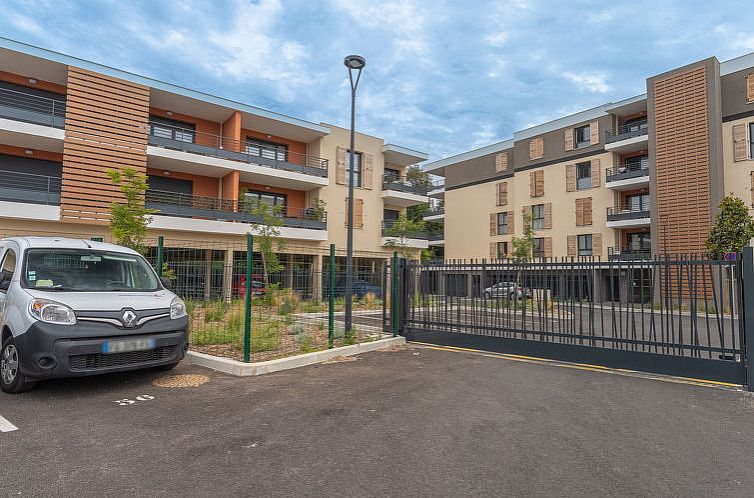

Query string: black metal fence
[395,254,751,385]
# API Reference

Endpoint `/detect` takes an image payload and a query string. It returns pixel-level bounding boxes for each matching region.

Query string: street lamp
[343,54,366,335]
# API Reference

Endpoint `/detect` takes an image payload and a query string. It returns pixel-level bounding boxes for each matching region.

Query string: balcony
[428,179,445,198]
[381,175,429,207]
[605,162,650,190]
[608,246,652,261]
[427,231,445,246]
[380,220,430,249]
[0,87,66,151]
[423,205,445,221]
[604,121,649,153]
[606,203,651,228]
[146,121,329,190]
[0,169,61,221]
[145,189,328,241]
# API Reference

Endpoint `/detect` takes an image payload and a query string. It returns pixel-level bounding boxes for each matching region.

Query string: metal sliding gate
[390,248,754,388]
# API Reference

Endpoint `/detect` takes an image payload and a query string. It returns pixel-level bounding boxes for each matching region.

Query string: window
[532,238,545,258]
[0,249,16,290]
[576,162,591,190]
[246,138,288,162]
[532,204,545,230]
[384,168,401,182]
[497,242,508,259]
[148,116,195,143]
[626,193,650,212]
[578,235,593,256]
[574,125,590,148]
[244,191,287,214]
[497,212,508,235]
[345,151,363,187]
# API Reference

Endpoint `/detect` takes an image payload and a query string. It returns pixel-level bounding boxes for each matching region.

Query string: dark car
[332,279,383,299]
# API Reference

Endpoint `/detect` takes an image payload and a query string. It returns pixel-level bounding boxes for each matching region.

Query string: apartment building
[0,37,429,297]
[425,52,754,270]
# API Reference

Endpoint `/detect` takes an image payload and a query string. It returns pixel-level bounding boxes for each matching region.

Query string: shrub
[294,332,314,353]
[342,326,357,346]
[278,292,301,316]
[362,292,378,309]
[203,300,228,323]
[287,322,305,336]
[251,320,282,353]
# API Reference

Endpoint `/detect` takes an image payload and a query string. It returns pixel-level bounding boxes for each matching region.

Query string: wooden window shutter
[496,182,507,206]
[336,146,347,184]
[522,205,532,226]
[564,128,574,151]
[751,171,754,206]
[567,235,576,257]
[592,233,602,257]
[575,198,584,226]
[583,197,593,226]
[590,158,601,188]
[495,152,508,172]
[489,213,497,236]
[507,211,514,234]
[747,74,754,103]
[490,242,497,260]
[344,198,364,228]
[543,237,553,258]
[733,123,749,162]
[529,171,536,197]
[566,164,576,192]
[589,121,600,145]
[529,137,543,160]
[543,202,552,229]
[362,153,373,189]
[535,170,544,197]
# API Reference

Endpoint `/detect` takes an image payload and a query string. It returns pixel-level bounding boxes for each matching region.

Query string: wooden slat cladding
[652,64,711,255]
[61,67,149,223]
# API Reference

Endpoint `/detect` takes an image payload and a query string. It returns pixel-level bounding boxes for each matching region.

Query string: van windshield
[22,249,160,292]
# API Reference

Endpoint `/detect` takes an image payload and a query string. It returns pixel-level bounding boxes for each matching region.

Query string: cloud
[563,71,610,93]
[485,32,509,47]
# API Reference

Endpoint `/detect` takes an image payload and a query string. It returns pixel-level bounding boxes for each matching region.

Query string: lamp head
[344,55,366,70]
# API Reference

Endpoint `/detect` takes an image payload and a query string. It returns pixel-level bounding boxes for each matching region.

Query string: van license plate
[103,338,156,354]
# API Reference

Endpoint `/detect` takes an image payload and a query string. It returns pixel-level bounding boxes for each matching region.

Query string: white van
[0,237,189,393]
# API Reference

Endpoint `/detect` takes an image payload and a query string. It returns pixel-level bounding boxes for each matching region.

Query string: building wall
[722,116,754,212]
[445,181,500,259]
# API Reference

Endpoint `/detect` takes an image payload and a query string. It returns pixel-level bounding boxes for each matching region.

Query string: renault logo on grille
[121,310,138,328]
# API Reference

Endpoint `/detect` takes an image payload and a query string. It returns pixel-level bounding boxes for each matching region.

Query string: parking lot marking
[411,342,743,391]
[0,415,18,432]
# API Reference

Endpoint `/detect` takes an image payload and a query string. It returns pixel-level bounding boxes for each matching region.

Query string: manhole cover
[153,374,209,388]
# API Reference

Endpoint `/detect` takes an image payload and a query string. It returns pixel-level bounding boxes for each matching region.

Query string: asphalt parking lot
[2,345,754,497]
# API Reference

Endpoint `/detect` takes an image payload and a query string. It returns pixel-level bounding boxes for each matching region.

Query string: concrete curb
[185,336,406,377]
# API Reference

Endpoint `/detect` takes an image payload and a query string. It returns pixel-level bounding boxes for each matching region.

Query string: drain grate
[153,374,209,388]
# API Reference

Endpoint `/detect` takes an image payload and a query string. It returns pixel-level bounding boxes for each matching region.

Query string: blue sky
[2,0,754,160]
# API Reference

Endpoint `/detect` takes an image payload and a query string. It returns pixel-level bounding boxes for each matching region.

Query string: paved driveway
[1,345,754,497]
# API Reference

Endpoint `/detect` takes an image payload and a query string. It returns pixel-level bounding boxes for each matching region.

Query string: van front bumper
[14,317,189,380]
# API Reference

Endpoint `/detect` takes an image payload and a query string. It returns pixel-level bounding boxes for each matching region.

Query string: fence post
[328,243,335,349]
[741,246,754,391]
[156,236,164,277]
[243,233,253,363]
[391,252,398,337]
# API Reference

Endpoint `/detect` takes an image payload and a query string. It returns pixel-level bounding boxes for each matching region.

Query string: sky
[2,0,754,161]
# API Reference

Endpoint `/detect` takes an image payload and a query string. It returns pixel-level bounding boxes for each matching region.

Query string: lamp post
[343,54,366,335]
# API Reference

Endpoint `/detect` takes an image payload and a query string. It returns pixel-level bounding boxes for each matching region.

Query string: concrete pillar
[222,249,234,302]
[311,254,323,301]
[203,249,213,301]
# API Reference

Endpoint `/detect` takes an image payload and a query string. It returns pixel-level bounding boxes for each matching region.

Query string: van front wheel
[1,336,36,394]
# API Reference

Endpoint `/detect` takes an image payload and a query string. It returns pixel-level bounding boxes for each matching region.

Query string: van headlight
[170,297,187,319]
[29,299,77,325]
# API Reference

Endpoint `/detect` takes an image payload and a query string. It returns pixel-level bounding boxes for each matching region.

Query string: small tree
[246,201,285,287]
[384,213,426,259]
[405,165,431,189]
[107,168,154,255]
[707,194,754,258]
[511,212,534,262]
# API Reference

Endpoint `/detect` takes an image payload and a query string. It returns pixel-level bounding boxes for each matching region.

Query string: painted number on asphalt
[113,394,155,406]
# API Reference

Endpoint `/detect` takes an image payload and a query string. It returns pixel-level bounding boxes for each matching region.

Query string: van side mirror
[159,276,173,289]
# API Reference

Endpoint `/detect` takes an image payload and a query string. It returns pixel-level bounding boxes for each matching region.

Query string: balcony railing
[608,246,652,260]
[147,121,328,178]
[0,87,66,129]
[426,231,444,241]
[425,205,445,216]
[0,169,61,205]
[381,220,430,239]
[145,189,327,230]
[381,175,429,195]
[605,121,648,144]
[606,202,651,222]
[606,162,650,183]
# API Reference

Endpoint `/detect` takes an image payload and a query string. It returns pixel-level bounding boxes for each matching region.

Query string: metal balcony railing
[425,205,444,216]
[0,169,61,205]
[145,189,327,230]
[0,87,66,128]
[381,220,430,239]
[606,161,650,183]
[605,121,648,144]
[426,231,444,241]
[608,246,652,260]
[606,202,651,222]
[146,121,328,178]
[381,175,430,195]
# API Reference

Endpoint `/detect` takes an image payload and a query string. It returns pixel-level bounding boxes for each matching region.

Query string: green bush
[251,320,282,353]
[287,322,305,336]
[294,332,314,353]
[342,326,357,346]
[203,300,228,323]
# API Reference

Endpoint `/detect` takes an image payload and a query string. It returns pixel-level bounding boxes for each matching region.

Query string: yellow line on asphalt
[409,341,743,390]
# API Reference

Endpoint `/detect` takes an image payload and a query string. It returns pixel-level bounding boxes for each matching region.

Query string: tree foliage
[511,212,534,261]
[107,168,154,255]
[245,199,285,286]
[384,213,426,258]
[405,165,432,188]
[706,194,754,258]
